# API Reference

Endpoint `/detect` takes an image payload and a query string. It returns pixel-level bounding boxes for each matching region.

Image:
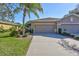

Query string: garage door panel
[61,24,79,33]
[34,25,56,33]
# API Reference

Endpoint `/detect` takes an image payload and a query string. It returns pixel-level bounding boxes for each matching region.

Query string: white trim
[70,17,73,22]
[60,23,79,24]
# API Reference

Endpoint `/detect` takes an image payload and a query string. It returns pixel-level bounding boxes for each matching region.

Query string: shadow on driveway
[33,33,69,39]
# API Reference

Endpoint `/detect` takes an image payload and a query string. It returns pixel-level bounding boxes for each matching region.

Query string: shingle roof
[61,13,79,20]
[0,21,18,26]
[38,17,60,20]
[31,17,61,22]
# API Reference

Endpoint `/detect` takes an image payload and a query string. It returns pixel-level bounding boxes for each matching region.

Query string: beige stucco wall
[0,23,17,30]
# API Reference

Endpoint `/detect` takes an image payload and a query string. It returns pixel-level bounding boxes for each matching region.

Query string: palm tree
[17,3,43,36]
[0,3,43,36]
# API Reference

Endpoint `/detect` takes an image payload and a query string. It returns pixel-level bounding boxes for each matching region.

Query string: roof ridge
[37,17,60,20]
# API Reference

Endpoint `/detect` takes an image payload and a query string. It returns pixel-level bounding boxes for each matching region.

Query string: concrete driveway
[27,33,77,56]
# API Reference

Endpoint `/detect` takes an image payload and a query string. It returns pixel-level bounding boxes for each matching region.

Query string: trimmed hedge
[75,37,79,40]
[61,32,70,36]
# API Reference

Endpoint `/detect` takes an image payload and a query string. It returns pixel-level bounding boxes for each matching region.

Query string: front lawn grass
[0,32,31,56]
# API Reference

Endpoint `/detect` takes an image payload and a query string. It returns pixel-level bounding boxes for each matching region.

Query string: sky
[15,3,77,23]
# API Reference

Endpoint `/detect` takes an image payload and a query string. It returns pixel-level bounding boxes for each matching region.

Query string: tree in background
[69,4,79,15]
[0,3,19,22]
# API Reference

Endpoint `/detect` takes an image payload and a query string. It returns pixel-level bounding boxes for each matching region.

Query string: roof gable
[60,14,79,24]
[61,14,79,20]
[0,21,18,26]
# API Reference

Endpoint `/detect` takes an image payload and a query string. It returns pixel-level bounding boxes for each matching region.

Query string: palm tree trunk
[22,10,26,36]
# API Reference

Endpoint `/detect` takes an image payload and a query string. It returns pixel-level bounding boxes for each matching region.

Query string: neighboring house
[31,14,79,34]
[0,21,18,30]
[58,14,79,34]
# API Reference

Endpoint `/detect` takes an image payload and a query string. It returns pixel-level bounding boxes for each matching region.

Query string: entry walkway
[27,33,77,56]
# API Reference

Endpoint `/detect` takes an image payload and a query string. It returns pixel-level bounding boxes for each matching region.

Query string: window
[70,17,73,22]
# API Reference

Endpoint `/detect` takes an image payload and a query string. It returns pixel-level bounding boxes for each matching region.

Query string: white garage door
[61,24,79,33]
[34,25,56,33]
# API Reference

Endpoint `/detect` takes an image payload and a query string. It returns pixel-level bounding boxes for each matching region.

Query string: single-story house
[31,18,60,33]
[31,14,79,34]
[0,21,18,30]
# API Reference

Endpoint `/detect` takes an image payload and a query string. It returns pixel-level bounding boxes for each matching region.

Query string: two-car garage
[34,25,56,33]
[31,19,58,33]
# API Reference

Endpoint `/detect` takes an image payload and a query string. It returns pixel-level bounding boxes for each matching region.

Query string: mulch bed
[16,35,33,40]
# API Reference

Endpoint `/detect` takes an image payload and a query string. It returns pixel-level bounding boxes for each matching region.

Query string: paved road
[27,33,77,56]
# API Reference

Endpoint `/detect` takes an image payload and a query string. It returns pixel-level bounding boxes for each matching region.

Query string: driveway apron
[27,33,77,56]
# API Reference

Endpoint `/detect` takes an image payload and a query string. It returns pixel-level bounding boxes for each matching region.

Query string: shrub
[0,26,5,32]
[9,27,18,37]
[75,37,79,40]
[62,32,70,36]
[70,34,74,37]
[10,30,18,37]
[62,32,74,37]
[58,28,62,34]
[0,29,4,32]
[25,28,33,34]
[29,29,33,34]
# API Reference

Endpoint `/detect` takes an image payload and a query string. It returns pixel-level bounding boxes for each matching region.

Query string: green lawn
[0,32,31,56]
